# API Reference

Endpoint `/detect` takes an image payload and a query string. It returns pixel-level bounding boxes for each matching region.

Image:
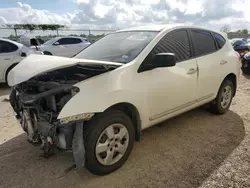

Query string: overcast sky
[0,0,250,35]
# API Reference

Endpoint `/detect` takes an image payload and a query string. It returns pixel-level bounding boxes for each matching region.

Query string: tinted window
[191,30,217,56]
[56,38,82,45]
[149,30,191,62]
[213,32,226,49]
[0,41,18,53]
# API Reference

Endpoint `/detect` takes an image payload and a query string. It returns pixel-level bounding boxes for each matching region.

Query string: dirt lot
[1,75,250,188]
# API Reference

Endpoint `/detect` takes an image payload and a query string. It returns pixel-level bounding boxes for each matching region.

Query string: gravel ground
[0,75,250,188]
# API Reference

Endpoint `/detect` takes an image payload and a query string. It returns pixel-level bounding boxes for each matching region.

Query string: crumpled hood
[7,54,123,86]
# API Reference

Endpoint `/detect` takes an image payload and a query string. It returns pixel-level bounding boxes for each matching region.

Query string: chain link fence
[0,27,117,43]
[227,32,250,39]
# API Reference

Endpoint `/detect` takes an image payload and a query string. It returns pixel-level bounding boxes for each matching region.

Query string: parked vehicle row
[0,36,92,84]
[8,25,240,176]
[37,36,91,57]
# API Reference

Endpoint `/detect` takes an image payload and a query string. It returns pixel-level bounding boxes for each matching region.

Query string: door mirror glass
[153,53,176,68]
[53,41,59,45]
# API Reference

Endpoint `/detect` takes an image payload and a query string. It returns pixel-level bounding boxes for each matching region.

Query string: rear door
[73,38,89,54]
[190,29,229,100]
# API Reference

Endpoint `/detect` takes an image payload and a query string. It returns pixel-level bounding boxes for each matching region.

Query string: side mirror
[152,53,176,68]
[53,41,59,45]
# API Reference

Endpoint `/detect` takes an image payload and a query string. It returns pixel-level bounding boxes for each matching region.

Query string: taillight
[235,51,241,61]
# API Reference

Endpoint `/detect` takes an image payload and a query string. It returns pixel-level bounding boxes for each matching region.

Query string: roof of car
[116,24,226,37]
[0,38,23,47]
[58,36,83,39]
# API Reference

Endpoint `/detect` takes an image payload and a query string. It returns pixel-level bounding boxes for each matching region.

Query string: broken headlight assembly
[60,113,95,124]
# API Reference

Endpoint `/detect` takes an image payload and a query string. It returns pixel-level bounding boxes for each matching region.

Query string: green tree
[5,24,65,32]
[241,29,249,34]
[80,34,87,37]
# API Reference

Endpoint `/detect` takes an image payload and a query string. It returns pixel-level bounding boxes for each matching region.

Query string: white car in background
[38,36,91,57]
[0,38,41,84]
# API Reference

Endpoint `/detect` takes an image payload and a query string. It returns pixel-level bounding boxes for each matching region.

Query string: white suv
[8,25,240,175]
[38,36,91,57]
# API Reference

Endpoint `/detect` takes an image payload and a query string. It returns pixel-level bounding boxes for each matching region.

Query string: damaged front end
[10,80,79,154]
[9,61,120,170]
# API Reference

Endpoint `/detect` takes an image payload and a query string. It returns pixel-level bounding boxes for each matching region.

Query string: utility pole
[14,28,18,41]
[88,29,91,42]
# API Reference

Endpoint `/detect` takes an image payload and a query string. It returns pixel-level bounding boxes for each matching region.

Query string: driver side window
[141,29,192,69]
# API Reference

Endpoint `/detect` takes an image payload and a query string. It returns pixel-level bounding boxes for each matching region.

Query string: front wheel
[84,110,135,175]
[208,79,234,114]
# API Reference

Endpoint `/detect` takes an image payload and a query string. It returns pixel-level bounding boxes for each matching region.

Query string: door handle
[4,58,10,60]
[187,68,198,75]
[220,60,228,65]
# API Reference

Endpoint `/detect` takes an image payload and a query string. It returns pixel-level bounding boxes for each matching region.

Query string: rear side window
[213,32,226,49]
[56,38,82,45]
[191,30,217,57]
[151,30,191,62]
[0,40,18,53]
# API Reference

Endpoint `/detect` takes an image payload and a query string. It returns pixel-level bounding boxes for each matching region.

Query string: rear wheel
[84,110,135,175]
[208,79,234,114]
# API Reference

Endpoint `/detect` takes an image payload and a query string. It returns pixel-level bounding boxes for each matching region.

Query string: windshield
[74,31,158,63]
[43,37,60,45]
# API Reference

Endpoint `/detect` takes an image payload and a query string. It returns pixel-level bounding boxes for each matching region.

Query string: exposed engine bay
[9,63,119,159]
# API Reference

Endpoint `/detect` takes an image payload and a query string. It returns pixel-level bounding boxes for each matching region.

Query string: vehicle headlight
[60,113,94,124]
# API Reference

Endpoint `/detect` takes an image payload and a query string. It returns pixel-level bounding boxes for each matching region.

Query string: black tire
[43,51,52,55]
[242,67,249,75]
[208,79,234,114]
[84,110,135,175]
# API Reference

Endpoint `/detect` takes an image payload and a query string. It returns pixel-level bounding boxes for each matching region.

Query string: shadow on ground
[242,73,250,80]
[0,108,245,188]
[0,83,10,97]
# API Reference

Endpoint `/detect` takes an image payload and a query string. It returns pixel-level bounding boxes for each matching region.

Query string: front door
[138,29,198,121]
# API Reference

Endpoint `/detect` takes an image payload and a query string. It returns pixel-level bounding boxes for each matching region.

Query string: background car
[38,36,91,57]
[231,39,250,58]
[0,38,41,84]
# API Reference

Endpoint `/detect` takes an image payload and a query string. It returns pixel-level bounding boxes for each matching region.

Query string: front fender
[57,88,147,121]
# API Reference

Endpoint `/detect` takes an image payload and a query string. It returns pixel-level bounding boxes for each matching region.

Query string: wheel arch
[105,102,141,141]
[5,62,19,83]
[223,73,237,97]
